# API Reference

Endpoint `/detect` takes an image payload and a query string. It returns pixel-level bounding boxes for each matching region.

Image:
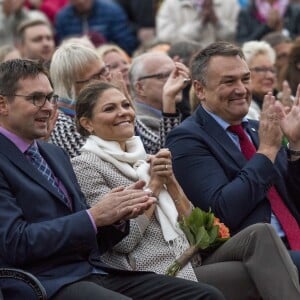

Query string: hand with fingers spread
[280,84,300,148]
[88,180,156,227]
[257,92,284,162]
[162,62,191,113]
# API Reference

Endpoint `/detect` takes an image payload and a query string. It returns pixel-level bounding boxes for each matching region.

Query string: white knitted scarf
[81,135,190,245]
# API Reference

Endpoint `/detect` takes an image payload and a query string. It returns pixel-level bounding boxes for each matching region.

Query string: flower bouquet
[166,207,230,276]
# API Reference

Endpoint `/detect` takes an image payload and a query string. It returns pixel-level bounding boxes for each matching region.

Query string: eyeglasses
[6,93,59,107]
[137,71,171,81]
[250,67,277,75]
[75,65,110,84]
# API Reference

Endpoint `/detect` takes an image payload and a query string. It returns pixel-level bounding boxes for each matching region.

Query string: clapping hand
[258,92,284,162]
[89,180,157,227]
[277,80,294,110]
[280,84,300,147]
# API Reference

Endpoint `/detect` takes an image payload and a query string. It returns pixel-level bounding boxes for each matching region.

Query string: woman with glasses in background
[97,44,131,90]
[242,40,278,120]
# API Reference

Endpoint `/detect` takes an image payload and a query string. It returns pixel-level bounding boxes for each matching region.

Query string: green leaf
[180,222,196,245]
[207,225,219,243]
[196,229,211,249]
[187,208,205,228]
[206,211,215,229]
[195,226,206,245]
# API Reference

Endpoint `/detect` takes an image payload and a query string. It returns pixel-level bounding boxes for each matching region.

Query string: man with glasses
[129,52,190,135]
[0,59,225,300]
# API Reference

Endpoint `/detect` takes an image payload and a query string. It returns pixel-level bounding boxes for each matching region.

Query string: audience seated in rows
[49,42,185,157]
[72,80,300,300]
[0,59,224,300]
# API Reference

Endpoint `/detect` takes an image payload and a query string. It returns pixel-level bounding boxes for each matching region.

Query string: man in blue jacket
[166,41,300,273]
[55,0,138,54]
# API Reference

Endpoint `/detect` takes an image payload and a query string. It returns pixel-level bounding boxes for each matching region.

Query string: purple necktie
[228,124,300,250]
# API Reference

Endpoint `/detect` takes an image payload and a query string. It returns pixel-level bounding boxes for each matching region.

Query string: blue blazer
[0,134,128,298]
[166,105,300,234]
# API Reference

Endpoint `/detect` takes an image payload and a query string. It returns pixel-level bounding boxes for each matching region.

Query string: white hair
[242,40,276,65]
[129,52,171,98]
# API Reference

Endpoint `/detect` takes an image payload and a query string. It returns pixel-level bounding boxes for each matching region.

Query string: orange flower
[214,217,230,238]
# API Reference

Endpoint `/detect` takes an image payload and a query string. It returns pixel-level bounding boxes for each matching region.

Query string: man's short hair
[190,41,245,86]
[17,19,52,44]
[262,32,292,48]
[0,59,50,98]
[168,41,201,66]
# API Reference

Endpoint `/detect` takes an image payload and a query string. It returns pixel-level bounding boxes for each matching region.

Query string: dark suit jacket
[166,105,300,235]
[0,134,128,298]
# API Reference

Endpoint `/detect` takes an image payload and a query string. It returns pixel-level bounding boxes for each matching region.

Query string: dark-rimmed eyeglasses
[75,65,110,84]
[5,93,59,107]
[250,67,276,75]
[137,71,171,81]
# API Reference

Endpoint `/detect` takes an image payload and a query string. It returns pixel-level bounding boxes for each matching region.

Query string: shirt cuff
[86,209,97,233]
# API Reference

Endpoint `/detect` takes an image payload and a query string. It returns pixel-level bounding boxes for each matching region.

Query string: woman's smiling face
[82,88,135,150]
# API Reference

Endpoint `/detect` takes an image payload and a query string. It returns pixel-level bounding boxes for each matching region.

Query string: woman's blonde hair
[96,44,131,63]
[50,42,102,100]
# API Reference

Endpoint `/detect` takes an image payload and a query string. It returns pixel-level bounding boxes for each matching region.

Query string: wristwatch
[286,143,300,159]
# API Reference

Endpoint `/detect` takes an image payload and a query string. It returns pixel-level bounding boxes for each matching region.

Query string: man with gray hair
[129,52,190,135]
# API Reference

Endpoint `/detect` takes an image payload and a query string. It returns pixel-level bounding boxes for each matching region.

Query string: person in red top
[24,0,68,23]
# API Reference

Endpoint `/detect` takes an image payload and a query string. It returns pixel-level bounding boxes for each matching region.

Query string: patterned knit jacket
[49,111,181,158]
[71,151,197,282]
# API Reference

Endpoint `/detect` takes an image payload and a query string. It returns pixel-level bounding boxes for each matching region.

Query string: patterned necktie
[228,124,300,250]
[26,144,69,208]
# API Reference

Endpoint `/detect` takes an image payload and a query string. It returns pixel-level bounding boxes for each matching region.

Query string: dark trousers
[52,272,225,300]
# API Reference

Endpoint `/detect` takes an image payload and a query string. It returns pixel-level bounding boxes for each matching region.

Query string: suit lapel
[244,121,259,149]
[0,134,70,208]
[195,106,252,169]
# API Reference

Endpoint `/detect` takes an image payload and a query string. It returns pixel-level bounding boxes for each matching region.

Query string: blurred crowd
[1,0,300,111]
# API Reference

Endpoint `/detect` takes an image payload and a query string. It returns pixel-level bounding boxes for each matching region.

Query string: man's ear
[0,95,9,116]
[193,80,206,101]
[135,81,146,97]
